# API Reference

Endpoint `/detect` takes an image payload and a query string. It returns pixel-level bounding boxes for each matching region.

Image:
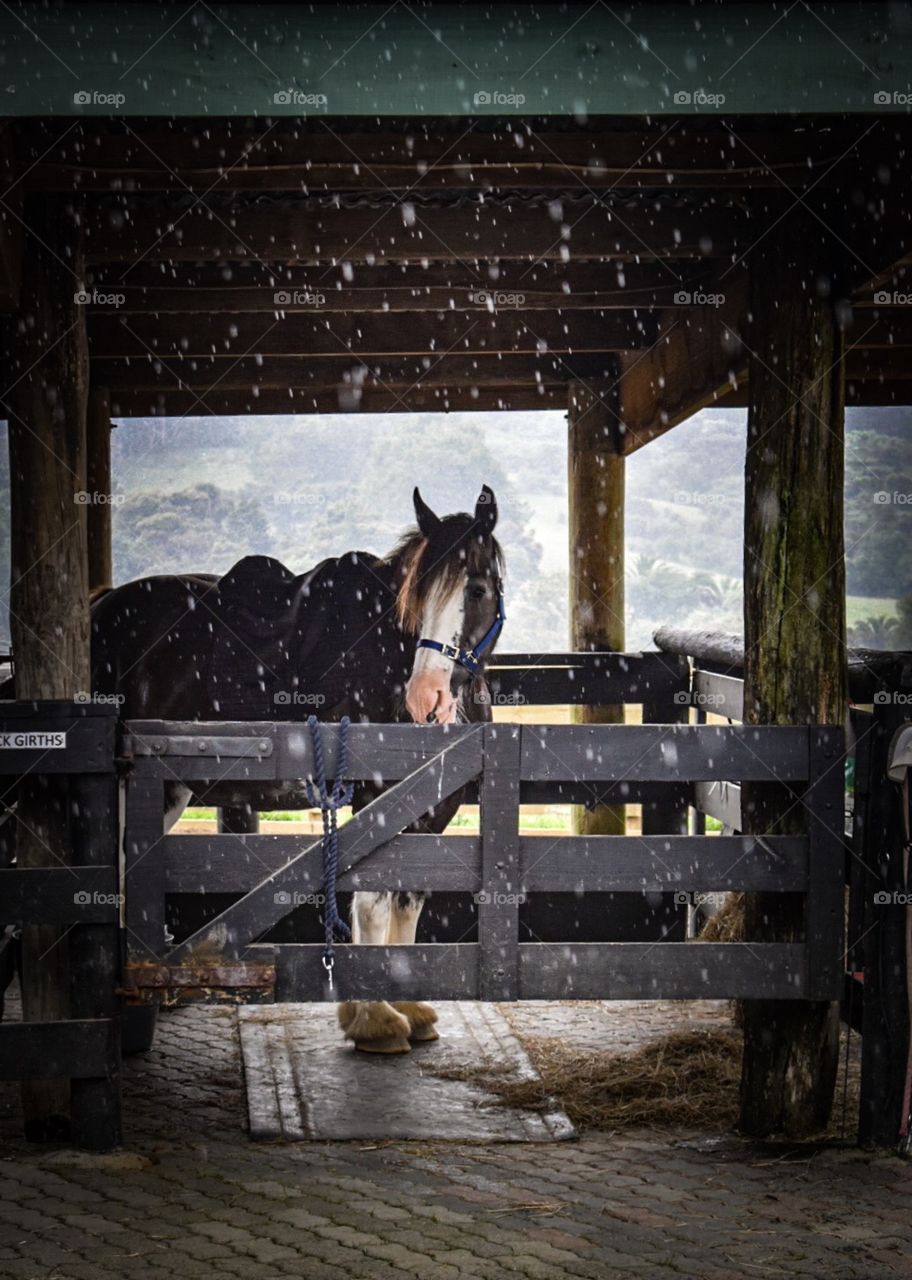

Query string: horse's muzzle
[404,670,458,725]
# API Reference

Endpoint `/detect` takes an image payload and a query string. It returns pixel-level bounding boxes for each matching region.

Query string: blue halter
[416,586,505,677]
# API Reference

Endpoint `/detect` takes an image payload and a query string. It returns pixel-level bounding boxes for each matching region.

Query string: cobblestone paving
[0,1000,910,1280]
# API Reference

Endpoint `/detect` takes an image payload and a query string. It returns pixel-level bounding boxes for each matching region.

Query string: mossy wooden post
[6,197,90,1138]
[86,385,112,592]
[568,379,625,836]
[740,210,846,1137]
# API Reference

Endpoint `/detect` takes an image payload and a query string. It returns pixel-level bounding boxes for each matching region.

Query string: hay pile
[697,891,745,942]
[430,1027,743,1132]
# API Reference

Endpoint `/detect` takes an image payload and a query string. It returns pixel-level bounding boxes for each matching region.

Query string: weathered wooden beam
[82,260,719,312]
[87,308,654,360]
[846,310,912,348]
[107,384,569,417]
[653,625,912,705]
[26,122,899,192]
[616,277,749,455]
[568,378,625,838]
[102,374,912,420]
[92,351,615,394]
[91,343,902,388]
[844,379,912,406]
[79,298,912,361]
[84,202,740,265]
[4,195,90,1139]
[740,208,847,1140]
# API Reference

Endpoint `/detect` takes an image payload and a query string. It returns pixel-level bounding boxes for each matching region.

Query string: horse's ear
[413,487,441,537]
[475,485,498,536]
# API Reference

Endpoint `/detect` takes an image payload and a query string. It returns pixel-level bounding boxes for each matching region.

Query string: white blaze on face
[404,578,464,724]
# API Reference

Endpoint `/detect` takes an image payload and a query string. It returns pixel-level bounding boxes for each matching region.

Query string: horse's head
[392,485,504,725]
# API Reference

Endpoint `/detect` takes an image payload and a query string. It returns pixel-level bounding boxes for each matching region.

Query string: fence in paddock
[656,627,912,1148]
[0,703,121,1149]
[119,646,845,1007]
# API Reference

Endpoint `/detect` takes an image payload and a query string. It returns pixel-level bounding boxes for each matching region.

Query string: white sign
[0,732,67,749]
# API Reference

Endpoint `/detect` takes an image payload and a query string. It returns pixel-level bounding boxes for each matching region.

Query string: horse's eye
[467,583,487,601]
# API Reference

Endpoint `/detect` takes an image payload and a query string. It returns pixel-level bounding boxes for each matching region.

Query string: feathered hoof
[336,1001,358,1034]
[391,1000,440,1042]
[354,1034,413,1055]
[340,1001,412,1054]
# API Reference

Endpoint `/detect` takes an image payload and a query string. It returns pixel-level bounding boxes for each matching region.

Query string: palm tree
[694,572,742,613]
[848,615,901,649]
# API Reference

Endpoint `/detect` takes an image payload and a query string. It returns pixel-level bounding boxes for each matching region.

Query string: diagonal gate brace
[165,727,483,964]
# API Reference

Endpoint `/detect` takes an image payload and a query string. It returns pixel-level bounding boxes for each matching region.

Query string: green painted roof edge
[0,2,910,117]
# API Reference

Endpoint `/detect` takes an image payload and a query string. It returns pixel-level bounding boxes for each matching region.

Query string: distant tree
[848,616,899,649]
[694,572,742,614]
[112,484,270,583]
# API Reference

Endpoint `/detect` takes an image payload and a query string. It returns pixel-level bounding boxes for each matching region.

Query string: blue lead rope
[304,715,354,991]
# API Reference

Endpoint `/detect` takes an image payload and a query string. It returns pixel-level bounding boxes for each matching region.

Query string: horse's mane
[382,522,504,635]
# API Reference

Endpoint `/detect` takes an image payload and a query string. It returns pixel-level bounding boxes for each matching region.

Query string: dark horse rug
[207,552,404,721]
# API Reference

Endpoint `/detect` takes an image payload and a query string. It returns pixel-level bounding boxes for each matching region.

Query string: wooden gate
[121,706,845,1006]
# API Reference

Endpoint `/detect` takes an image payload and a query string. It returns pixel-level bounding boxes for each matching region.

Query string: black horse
[89,485,505,1052]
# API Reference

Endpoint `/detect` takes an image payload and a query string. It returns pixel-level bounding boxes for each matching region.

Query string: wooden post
[568,379,625,837]
[218,805,260,835]
[740,209,847,1138]
[86,386,113,592]
[857,699,910,1147]
[70,768,122,1149]
[5,197,90,1138]
[478,723,522,1000]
